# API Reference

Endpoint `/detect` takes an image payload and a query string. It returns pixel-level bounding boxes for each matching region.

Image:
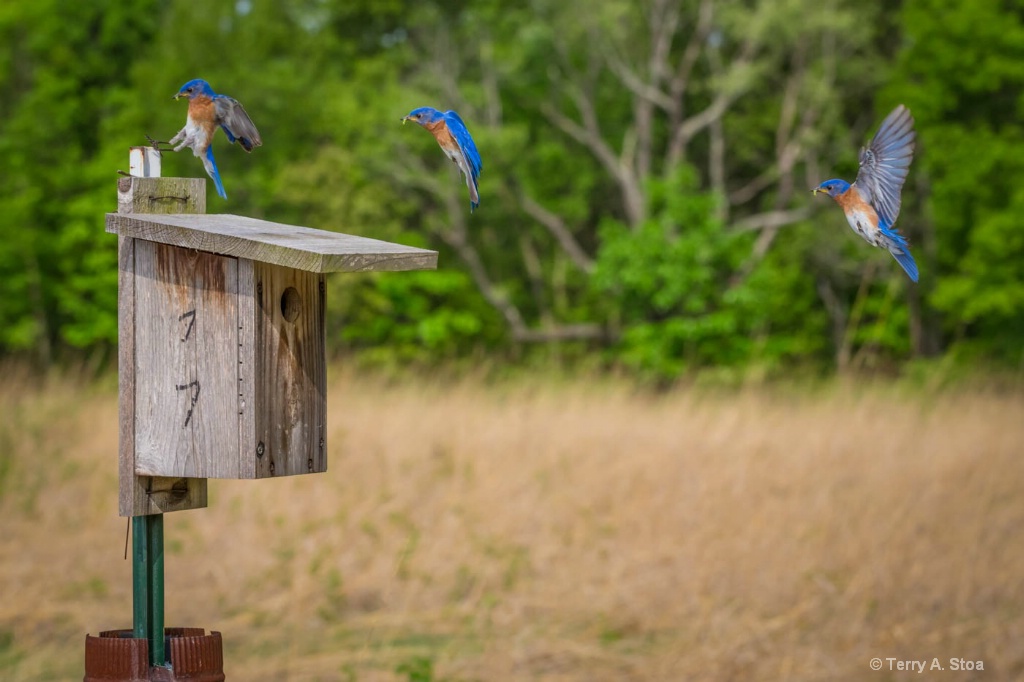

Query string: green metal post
[132,515,166,667]
[148,514,165,667]
[131,517,148,642]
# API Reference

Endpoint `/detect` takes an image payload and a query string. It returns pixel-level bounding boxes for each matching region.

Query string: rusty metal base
[84,628,224,682]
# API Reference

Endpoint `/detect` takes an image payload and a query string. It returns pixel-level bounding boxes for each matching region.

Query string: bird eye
[415,113,421,119]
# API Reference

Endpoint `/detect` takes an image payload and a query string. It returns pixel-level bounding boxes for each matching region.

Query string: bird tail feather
[879,218,917,282]
[468,177,479,213]
[203,147,227,199]
[891,245,918,282]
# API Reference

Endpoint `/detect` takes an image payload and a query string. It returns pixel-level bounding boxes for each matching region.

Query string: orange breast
[836,187,877,218]
[188,96,217,125]
[425,119,459,151]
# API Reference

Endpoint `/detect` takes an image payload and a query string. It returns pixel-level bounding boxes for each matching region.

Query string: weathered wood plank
[118,174,210,515]
[105,213,438,274]
[133,241,241,479]
[237,257,257,478]
[118,235,207,516]
[132,475,208,516]
[116,177,206,215]
[252,261,327,478]
[117,234,138,515]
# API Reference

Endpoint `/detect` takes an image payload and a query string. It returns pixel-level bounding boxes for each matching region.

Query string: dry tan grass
[1,370,1022,681]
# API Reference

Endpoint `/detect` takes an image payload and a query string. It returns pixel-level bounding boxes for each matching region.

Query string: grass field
[0,369,1022,681]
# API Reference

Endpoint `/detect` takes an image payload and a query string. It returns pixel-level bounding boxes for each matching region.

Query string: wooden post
[121,149,206,671]
[118,157,209,516]
[129,147,161,179]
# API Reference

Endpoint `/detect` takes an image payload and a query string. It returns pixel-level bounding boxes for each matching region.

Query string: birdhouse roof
[106,213,437,273]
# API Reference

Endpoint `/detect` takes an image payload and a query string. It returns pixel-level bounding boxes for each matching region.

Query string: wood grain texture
[252,262,327,478]
[237,257,257,478]
[118,237,207,516]
[116,177,206,215]
[118,176,209,514]
[133,241,241,478]
[105,213,438,273]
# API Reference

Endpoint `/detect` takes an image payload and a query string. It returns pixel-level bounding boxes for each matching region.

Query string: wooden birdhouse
[107,175,436,516]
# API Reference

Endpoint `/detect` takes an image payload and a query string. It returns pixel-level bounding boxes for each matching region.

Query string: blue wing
[213,94,262,152]
[443,111,482,211]
[854,105,915,229]
[443,111,482,181]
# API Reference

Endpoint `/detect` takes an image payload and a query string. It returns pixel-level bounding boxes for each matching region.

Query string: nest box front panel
[134,240,242,478]
[247,261,327,478]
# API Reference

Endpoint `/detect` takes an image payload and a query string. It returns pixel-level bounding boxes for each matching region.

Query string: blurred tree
[0,0,163,362]
[888,0,1024,366]
[383,0,899,376]
[0,0,1015,379]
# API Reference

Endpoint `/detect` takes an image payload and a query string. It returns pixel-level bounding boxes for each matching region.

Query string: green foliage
[593,171,749,377]
[333,269,501,367]
[887,0,1024,365]
[0,0,1018,376]
[592,169,831,381]
[0,0,161,359]
[740,232,833,371]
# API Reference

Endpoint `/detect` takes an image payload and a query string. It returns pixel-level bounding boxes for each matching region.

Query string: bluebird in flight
[813,105,918,281]
[167,79,262,199]
[402,107,482,212]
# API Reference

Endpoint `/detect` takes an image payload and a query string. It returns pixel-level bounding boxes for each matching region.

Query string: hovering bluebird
[402,107,482,212]
[812,105,918,282]
[166,79,262,200]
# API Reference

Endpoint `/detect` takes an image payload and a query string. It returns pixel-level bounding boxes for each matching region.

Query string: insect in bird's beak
[811,187,821,195]
[401,116,409,125]
[173,93,181,100]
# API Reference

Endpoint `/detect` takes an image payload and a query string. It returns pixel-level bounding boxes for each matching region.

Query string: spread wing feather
[214,95,262,152]
[854,105,915,228]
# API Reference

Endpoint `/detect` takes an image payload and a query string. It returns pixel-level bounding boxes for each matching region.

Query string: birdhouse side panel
[252,262,327,478]
[118,235,208,516]
[133,240,242,478]
[236,257,257,478]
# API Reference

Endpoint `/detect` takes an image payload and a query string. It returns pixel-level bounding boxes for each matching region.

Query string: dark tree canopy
[0,0,1019,378]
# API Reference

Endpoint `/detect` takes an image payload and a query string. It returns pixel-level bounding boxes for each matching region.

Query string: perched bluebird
[402,107,482,212]
[813,105,918,282]
[167,79,261,200]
